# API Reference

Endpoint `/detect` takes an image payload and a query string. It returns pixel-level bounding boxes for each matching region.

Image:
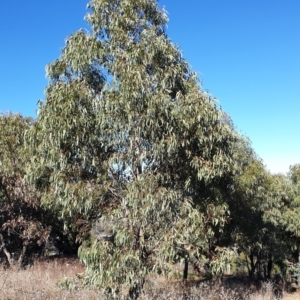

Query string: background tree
[219,136,290,280]
[0,113,77,268]
[26,0,238,296]
[263,164,300,283]
[0,113,50,267]
[284,164,300,264]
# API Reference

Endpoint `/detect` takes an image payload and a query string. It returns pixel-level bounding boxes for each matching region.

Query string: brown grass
[0,258,99,300]
[1,258,300,299]
[142,276,300,300]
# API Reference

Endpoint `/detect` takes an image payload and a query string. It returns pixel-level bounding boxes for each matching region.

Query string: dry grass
[0,258,99,300]
[1,259,300,299]
[142,276,300,300]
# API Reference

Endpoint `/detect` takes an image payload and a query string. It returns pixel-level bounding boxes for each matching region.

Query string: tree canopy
[1,0,299,298]
[25,0,238,295]
[0,114,53,267]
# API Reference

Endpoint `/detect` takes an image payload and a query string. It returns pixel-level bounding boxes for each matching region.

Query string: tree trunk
[248,251,256,279]
[183,256,189,284]
[267,258,273,279]
[17,244,27,269]
[0,234,14,267]
[297,238,300,263]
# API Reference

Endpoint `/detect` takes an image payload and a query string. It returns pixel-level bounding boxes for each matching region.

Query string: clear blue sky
[0,0,299,174]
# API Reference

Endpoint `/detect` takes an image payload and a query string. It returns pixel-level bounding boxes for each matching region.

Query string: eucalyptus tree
[223,141,267,278]
[221,137,289,280]
[0,113,52,268]
[285,164,300,263]
[266,165,300,265]
[263,164,300,263]
[26,0,237,295]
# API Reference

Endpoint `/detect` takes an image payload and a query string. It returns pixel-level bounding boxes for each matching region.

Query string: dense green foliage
[0,114,48,266]
[0,113,77,267]
[26,0,238,294]
[1,0,299,298]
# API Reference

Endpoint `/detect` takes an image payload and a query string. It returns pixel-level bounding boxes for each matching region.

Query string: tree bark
[0,234,14,267]
[297,238,300,263]
[248,251,256,279]
[17,244,27,268]
[267,258,273,279]
[183,256,189,284]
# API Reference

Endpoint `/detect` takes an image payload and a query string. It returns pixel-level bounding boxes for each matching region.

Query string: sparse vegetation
[1,258,300,299]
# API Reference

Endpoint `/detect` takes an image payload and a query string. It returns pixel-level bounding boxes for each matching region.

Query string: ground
[1,258,300,299]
